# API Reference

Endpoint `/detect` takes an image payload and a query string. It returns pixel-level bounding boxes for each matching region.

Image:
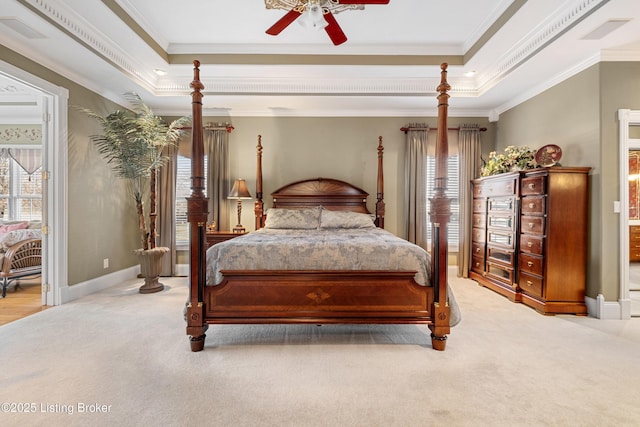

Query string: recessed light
[153,69,167,76]
[464,71,476,78]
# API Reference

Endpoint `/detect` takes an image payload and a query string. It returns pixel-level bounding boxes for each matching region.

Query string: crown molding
[10,0,634,120]
[475,0,610,97]
[18,0,159,91]
[154,76,481,97]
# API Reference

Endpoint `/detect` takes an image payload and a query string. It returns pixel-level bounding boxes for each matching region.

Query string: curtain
[457,124,483,278]
[8,148,42,177]
[158,143,178,276]
[206,128,231,231]
[404,124,429,250]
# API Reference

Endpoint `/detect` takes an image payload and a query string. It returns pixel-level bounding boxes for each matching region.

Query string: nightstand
[206,231,246,248]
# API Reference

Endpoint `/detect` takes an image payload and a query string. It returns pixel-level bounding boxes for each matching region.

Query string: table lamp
[228,178,252,233]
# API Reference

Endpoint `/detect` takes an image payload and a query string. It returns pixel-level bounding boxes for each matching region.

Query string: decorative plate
[535,144,562,167]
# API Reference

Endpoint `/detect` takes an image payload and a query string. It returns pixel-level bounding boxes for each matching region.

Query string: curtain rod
[400,126,487,134]
[179,125,235,132]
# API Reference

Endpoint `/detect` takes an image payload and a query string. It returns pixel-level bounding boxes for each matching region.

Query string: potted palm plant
[81,93,190,293]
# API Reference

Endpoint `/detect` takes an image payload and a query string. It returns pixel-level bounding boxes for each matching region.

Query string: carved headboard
[271,178,370,213]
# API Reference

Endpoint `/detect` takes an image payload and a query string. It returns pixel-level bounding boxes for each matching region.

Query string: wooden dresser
[630,226,640,262]
[470,167,590,315]
[470,172,520,301]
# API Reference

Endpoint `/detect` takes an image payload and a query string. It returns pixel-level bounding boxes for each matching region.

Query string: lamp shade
[228,178,252,199]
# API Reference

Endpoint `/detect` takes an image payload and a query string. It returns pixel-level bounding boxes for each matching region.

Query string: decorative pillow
[319,209,376,229]
[264,207,321,229]
[0,228,42,251]
[0,221,29,237]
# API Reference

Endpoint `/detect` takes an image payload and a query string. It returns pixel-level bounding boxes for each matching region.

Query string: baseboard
[176,264,189,277]
[585,295,632,320]
[59,266,139,304]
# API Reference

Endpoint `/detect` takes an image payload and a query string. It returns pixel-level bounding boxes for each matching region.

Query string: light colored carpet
[1,268,640,427]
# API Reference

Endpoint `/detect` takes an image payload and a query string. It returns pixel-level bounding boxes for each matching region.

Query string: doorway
[0,59,68,308]
[619,109,640,318]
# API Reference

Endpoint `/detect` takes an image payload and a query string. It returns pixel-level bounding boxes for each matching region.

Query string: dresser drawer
[473,213,486,229]
[521,196,546,215]
[488,230,514,248]
[488,197,516,214]
[519,252,544,276]
[472,242,485,258]
[520,234,544,255]
[474,176,517,197]
[520,215,545,235]
[488,214,515,231]
[519,272,544,298]
[472,198,486,212]
[487,246,515,266]
[486,262,514,285]
[630,232,640,243]
[472,227,486,243]
[471,255,485,273]
[521,176,546,196]
[631,249,640,262]
[630,225,640,234]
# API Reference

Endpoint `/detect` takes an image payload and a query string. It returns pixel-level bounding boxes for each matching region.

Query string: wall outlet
[103,258,109,269]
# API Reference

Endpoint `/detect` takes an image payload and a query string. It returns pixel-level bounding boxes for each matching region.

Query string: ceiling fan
[265,0,390,46]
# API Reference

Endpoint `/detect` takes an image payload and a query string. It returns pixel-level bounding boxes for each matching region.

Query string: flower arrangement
[481,145,537,176]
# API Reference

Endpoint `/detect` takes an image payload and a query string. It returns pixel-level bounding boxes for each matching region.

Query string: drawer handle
[528,183,535,189]
[526,280,533,286]
[527,242,533,247]
[528,222,534,228]
[527,261,533,267]
[475,247,480,253]
[475,262,479,267]
[529,203,534,208]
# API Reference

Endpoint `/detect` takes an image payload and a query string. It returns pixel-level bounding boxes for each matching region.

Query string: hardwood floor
[0,278,47,326]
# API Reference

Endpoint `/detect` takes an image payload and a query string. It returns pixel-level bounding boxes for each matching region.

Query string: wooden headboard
[271,178,370,213]
[254,136,385,229]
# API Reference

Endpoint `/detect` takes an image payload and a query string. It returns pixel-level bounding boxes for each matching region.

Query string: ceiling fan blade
[337,1,390,4]
[323,12,347,46]
[266,9,303,35]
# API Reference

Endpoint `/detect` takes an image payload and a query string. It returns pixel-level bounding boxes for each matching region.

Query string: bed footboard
[207,270,432,322]
[186,270,450,351]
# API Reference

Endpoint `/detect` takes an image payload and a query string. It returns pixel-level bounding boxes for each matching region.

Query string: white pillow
[264,207,321,229]
[319,209,376,229]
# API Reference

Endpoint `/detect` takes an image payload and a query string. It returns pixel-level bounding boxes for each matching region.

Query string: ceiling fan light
[299,4,328,30]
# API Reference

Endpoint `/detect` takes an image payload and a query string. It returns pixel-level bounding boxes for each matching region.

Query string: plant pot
[134,247,169,294]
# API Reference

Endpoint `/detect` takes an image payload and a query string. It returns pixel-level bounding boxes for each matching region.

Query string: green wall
[210,116,496,237]
[1,44,140,286]
[497,62,640,301]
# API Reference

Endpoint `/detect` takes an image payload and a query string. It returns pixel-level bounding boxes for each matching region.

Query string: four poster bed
[185,61,457,351]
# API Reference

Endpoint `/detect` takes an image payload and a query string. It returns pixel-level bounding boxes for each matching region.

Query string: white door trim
[0,59,68,306]
[618,109,640,319]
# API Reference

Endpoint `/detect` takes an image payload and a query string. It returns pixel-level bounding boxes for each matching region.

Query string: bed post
[185,60,209,352]
[375,136,385,229]
[429,63,452,351]
[255,135,264,230]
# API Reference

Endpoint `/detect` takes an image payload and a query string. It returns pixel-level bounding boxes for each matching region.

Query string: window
[0,155,42,221]
[426,155,459,249]
[175,155,207,244]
